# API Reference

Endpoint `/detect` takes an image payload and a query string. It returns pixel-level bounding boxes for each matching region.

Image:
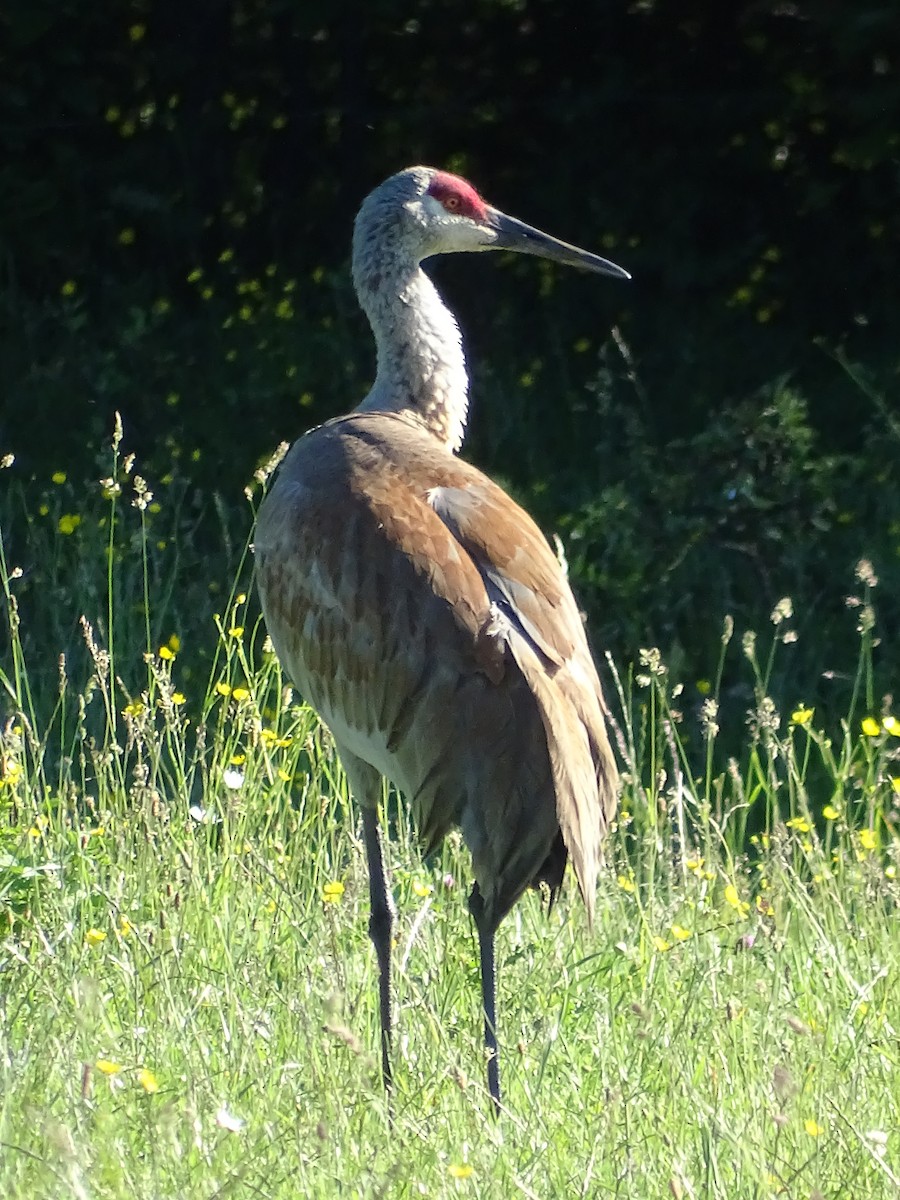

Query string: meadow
[4,2,900,1192]
[1,419,898,1199]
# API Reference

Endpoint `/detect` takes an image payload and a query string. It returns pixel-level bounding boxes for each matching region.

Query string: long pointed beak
[485,207,631,280]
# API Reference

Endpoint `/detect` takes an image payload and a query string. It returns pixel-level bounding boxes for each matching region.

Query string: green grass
[1,430,899,1198]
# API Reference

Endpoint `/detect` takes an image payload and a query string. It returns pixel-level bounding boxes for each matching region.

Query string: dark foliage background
[2,0,899,720]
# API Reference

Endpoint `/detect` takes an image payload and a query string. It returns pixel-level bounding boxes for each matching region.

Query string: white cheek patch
[418,194,496,252]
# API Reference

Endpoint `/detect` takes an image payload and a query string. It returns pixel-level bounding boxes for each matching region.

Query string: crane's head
[354,165,630,282]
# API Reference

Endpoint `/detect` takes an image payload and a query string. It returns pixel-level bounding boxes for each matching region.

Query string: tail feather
[508,645,617,928]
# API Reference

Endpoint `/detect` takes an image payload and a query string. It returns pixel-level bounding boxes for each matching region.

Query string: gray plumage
[254,166,627,1110]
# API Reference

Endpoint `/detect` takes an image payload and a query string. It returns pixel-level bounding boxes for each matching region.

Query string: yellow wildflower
[214,681,232,697]
[85,928,107,947]
[859,828,877,852]
[4,762,23,789]
[171,692,186,705]
[28,813,48,831]
[822,805,840,821]
[617,874,635,893]
[861,717,881,737]
[652,936,671,953]
[137,1067,159,1094]
[670,924,691,941]
[96,1059,122,1075]
[158,645,175,660]
[448,1164,474,1179]
[58,514,81,534]
[231,686,250,702]
[804,1118,824,1137]
[51,471,67,484]
[786,816,811,833]
[791,706,814,725]
[883,715,899,736]
[724,884,750,916]
[412,881,433,898]
[61,280,77,297]
[322,881,345,904]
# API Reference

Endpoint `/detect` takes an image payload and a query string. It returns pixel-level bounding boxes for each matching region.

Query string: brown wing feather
[422,470,618,923]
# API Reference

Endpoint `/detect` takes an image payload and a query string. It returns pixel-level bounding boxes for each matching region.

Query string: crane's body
[254,166,627,1110]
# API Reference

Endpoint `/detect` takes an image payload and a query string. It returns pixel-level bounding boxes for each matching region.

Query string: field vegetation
[3,3,899,1194]
[1,427,898,1197]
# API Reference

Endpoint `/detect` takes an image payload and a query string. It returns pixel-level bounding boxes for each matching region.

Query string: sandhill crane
[254,166,627,1111]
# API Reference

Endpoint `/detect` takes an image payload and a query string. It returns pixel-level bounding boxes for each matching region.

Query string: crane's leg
[468,884,502,1113]
[361,804,395,1095]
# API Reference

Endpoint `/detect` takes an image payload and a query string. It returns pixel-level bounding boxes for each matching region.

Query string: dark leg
[362,805,395,1095]
[468,884,501,1113]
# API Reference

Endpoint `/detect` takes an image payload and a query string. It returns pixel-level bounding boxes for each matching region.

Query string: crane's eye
[426,173,488,221]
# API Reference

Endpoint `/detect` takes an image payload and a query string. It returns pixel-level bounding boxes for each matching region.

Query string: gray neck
[352,259,470,453]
